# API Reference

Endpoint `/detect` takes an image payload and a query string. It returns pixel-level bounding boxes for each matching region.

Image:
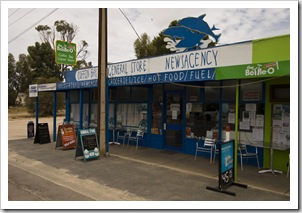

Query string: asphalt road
[5,116,293,210]
[8,164,93,201]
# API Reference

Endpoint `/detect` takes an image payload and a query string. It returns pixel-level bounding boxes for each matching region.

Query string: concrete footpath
[6,117,295,208]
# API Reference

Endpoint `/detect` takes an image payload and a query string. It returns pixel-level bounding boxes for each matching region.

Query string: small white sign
[38,83,56,91]
[170,104,180,111]
[29,84,38,97]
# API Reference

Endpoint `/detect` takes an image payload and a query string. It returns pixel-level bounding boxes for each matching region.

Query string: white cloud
[7,7,290,65]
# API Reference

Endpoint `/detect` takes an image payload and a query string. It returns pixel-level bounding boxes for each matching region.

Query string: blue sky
[4,1,295,66]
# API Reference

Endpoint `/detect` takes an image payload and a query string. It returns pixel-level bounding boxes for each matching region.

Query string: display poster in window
[245,103,256,112]
[186,103,192,112]
[249,111,256,126]
[243,91,260,101]
[170,104,180,111]
[272,104,290,146]
[239,121,250,130]
[228,113,235,124]
[172,110,178,120]
[242,111,250,122]
[222,103,229,113]
[255,115,264,127]
[253,128,263,142]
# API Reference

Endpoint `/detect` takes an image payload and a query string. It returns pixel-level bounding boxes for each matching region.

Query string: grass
[8,106,65,120]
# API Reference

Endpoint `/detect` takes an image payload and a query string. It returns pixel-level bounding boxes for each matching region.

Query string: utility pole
[97,8,107,157]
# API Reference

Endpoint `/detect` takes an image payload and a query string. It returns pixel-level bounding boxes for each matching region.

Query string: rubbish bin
[27,121,34,138]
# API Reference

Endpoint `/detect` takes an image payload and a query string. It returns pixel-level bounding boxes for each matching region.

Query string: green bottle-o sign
[55,40,76,65]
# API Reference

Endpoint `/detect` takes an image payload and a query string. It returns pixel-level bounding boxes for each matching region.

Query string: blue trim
[88,89,91,125]
[105,82,109,153]
[79,89,83,129]
[65,91,70,122]
[35,97,38,129]
[147,86,153,144]
[108,69,215,87]
[163,90,185,151]
[53,92,57,142]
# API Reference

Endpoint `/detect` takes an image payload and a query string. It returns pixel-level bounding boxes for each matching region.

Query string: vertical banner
[219,140,234,189]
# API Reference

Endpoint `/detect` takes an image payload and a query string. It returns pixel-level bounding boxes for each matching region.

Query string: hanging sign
[29,84,38,97]
[75,128,100,162]
[55,124,76,150]
[55,40,77,65]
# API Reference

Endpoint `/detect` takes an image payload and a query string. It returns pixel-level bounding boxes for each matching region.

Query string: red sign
[59,124,76,149]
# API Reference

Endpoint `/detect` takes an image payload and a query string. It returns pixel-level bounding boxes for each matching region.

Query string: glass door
[163,91,184,149]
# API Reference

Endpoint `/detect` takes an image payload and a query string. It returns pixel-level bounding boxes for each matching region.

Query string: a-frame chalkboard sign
[75,128,100,162]
[206,140,247,196]
[55,124,76,150]
[34,123,51,144]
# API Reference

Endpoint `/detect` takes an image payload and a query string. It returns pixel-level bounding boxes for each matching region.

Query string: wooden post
[98,8,107,157]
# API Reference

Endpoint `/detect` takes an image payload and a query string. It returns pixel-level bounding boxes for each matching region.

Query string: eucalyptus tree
[8,53,18,106]
[35,20,90,72]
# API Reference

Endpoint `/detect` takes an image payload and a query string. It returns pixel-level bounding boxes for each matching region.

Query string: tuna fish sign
[163,14,221,52]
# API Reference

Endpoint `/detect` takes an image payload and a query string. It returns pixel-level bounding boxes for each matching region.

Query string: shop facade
[32,34,290,171]
[106,34,290,171]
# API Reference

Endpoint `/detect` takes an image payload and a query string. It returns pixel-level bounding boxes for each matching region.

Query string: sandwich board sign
[55,124,76,150]
[34,123,51,144]
[55,40,76,65]
[75,128,100,162]
[206,140,247,196]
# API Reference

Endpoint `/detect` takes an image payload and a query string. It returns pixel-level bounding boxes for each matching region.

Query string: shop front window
[222,80,236,101]
[116,103,148,130]
[237,80,265,144]
[186,102,219,139]
[204,81,220,102]
[108,103,115,128]
[186,86,200,102]
[240,80,263,102]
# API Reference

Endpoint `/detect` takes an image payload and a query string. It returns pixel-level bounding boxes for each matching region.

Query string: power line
[119,8,141,41]
[9,8,36,27]
[8,8,20,18]
[9,8,59,44]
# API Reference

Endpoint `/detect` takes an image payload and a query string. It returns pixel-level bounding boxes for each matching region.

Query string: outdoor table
[108,126,123,145]
[247,142,290,175]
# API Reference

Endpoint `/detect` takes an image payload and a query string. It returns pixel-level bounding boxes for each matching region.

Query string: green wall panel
[252,34,290,63]
[216,60,289,80]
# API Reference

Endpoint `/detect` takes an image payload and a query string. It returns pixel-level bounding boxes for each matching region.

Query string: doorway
[163,91,184,150]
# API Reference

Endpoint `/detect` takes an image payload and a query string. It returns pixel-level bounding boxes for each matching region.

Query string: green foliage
[16,54,33,92]
[27,42,62,80]
[9,19,91,114]
[54,20,77,42]
[134,33,156,59]
[8,53,18,106]
[35,20,90,67]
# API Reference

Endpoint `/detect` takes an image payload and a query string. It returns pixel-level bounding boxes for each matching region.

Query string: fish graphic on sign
[163,14,221,52]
